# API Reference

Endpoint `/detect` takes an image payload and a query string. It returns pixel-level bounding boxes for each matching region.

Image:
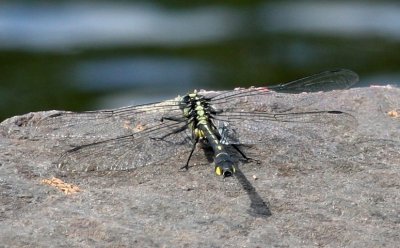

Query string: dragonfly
[36,69,359,177]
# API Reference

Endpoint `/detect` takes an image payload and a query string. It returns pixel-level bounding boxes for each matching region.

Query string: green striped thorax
[179,90,212,140]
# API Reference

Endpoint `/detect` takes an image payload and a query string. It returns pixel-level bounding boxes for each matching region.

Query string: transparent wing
[57,119,194,172]
[25,97,194,172]
[213,110,356,145]
[30,99,183,143]
[267,69,358,93]
[208,69,358,104]
[206,69,358,145]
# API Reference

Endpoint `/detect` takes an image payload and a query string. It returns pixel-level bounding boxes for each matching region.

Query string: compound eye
[183,95,190,102]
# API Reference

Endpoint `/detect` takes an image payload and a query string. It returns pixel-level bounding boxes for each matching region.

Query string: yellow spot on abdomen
[215,166,223,175]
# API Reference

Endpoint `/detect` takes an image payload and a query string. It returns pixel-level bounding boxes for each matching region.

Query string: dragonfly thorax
[179,91,216,140]
[181,92,212,120]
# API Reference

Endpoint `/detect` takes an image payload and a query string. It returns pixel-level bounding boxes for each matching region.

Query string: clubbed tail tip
[215,165,236,178]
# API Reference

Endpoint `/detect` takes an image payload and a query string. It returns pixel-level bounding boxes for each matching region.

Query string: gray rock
[1,86,399,247]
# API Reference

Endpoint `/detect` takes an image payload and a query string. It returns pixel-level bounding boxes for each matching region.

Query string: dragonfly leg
[151,122,189,140]
[161,116,186,122]
[231,144,255,162]
[180,137,199,171]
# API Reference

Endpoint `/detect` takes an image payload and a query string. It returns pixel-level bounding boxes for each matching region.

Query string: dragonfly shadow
[200,145,271,217]
[235,167,272,218]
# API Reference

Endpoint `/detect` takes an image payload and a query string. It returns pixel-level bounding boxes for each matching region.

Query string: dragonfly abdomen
[197,122,236,177]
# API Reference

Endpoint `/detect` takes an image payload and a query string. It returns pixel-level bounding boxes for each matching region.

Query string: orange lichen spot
[123,120,134,130]
[135,123,146,131]
[41,177,81,195]
[388,109,399,118]
[123,121,145,132]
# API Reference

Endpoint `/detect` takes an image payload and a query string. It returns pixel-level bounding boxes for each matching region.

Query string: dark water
[1,1,400,120]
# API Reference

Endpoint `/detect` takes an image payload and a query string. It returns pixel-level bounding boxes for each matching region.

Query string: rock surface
[1,86,399,247]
